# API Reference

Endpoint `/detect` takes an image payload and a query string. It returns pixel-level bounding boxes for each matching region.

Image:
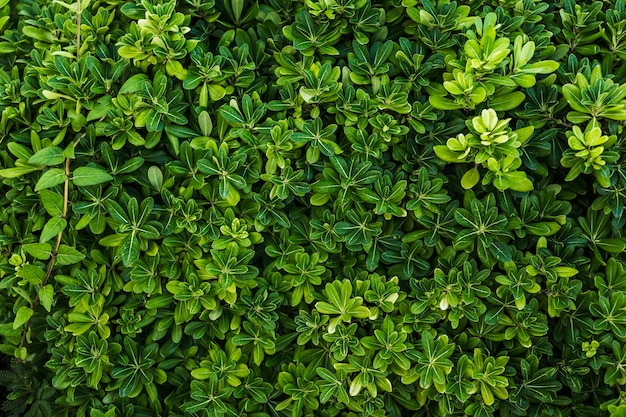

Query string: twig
[18,136,84,356]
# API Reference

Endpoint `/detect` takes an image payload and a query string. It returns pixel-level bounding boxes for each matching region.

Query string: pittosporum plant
[0,0,626,416]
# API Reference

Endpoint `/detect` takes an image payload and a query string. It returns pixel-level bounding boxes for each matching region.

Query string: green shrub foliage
[1,0,626,415]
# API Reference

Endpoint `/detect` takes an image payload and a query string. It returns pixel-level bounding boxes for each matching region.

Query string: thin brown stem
[18,136,83,356]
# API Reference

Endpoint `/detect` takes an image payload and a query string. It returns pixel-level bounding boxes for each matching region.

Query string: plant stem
[18,136,84,356]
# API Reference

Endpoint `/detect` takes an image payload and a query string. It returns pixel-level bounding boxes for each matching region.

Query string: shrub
[0,0,626,416]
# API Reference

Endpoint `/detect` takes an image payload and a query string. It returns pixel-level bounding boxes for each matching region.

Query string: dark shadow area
[0,354,10,416]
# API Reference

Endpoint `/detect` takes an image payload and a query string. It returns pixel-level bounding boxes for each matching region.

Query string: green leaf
[562,85,587,113]
[508,178,533,192]
[56,244,86,266]
[99,234,127,247]
[208,84,226,101]
[22,26,54,42]
[220,106,245,125]
[526,222,560,236]
[22,243,52,260]
[35,168,66,191]
[73,167,113,186]
[148,166,163,190]
[434,146,465,163]
[8,142,33,160]
[120,233,140,267]
[310,193,330,206]
[0,166,41,178]
[117,157,145,175]
[429,95,463,110]
[521,60,560,74]
[461,167,480,189]
[13,306,33,329]
[489,92,526,111]
[40,217,67,243]
[28,147,65,166]
[198,111,212,137]
[489,240,512,262]
[597,238,626,254]
[40,189,64,217]
[16,264,44,285]
[39,285,54,312]
[119,74,149,94]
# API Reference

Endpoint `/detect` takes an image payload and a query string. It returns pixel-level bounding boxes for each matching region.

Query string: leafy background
[1,0,626,416]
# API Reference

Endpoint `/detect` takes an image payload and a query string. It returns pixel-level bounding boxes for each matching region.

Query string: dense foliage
[1,0,626,416]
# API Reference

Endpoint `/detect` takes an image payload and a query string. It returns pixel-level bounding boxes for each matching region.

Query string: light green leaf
[526,222,560,236]
[553,266,578,278]
[489,92,525,111]
[521,60,560,74]
[16,264,44,285]
[148,166,163,190]
[566,111,592,124]
[73,167,113,186]
[198,110,212,137]
[39,285,54,312]
[219,106,245,125]
[40,217,67,243]
[119,74,149,94]
[0,166,41,178]
[434,145,465,163]
[52,0,77,11]
[28,147,65,166]
[22,243,52,260]
[40,189,64,217]
[461,167,480,189]
[505,172,533,192]
[429,95,463,110]
[208,84,226,101]
[310,193,330,206]
[99,234,128,247]
[13,306,33,329]
[35,168,66,191]
[562,85,587,113]
[190,368,212,380]
[8,142,33,160]
[56,244,86,266]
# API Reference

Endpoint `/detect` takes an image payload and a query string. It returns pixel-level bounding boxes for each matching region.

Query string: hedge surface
[1,0,626,416]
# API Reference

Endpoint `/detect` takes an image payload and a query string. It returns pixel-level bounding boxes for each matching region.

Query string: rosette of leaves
[428,13,559,111]
[315,279,371,334]
[560,121,619,188]
[434,108,534,192]
[562,64,626,124]
[347,40,397,93]
[282,8,342,57]
[403,0,473,51]
[453,192,513,267]
[182,49,233,106]
[133,71,189,134]
[100,196,163,267]
[556,0,604,57]
[117,0,198,76]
